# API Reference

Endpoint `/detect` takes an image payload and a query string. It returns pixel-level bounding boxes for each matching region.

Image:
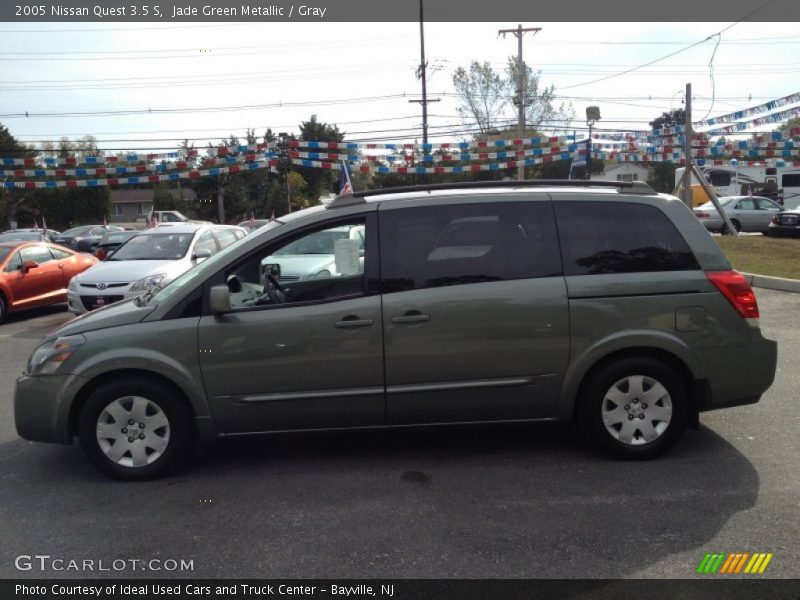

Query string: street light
[585,106,601,180]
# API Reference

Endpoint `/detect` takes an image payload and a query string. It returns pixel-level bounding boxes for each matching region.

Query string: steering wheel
[254,273,285,305]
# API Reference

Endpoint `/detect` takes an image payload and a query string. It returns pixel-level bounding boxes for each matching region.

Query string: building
[601,163,650,183]
[109,188,196,223]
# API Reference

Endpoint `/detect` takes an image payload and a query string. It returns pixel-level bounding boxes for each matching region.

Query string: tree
[0,122,36,227]
[505,57,575,134]
[452,59,575,138]
[647,109,685,193]
[775,116,800,138]
[452,62,508,137]
[295,115,344,202]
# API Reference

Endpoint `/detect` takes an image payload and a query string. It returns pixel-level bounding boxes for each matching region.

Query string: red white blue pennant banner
[694,92,800,128]
[288,135,577,151]
[2,161,276,189]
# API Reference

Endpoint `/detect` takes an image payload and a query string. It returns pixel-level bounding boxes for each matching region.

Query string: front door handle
[334,316,374,329]
[391,310,431,325]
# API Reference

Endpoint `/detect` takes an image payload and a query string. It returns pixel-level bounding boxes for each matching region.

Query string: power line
[554,0,780,92]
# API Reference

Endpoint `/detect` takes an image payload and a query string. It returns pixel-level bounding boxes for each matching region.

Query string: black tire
[721,220,741,235]
[578,356,687,459]
[0,294,6,324]
[78,376,194,480]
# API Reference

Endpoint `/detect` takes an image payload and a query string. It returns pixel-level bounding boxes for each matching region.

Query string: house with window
[601,163,650,184]
[109,188,196,223]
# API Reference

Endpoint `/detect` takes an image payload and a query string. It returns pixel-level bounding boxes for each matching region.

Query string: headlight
[27,335,86,376]
[130,273,167,292]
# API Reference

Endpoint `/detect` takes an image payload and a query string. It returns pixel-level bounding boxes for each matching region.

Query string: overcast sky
[1,21,799,153]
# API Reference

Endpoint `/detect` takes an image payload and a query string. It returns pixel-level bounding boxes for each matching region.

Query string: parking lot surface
[1,291,799,578]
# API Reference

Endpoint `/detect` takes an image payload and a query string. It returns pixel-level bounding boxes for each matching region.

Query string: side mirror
[209,284,231,314]
[21,260,39,273]
[193,248,213,261]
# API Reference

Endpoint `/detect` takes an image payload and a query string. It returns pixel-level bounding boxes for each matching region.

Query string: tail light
[695,211,710,219]
[771,215,779,225]
[706,271,759,319]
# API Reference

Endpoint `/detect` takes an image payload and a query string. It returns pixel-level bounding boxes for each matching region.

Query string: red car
[0,241,98,323]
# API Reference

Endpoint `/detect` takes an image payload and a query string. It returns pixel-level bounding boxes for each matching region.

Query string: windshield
[151,219,284,303]
[105,232,135,244]
[108,232,193,261]
[0,232,42,241]
[274,229,351,255]
[62,226,93,236]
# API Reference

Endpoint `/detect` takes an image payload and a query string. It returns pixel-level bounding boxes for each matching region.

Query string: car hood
[73,259,185,283]
[265,254,334,276]
[50,297,156,338]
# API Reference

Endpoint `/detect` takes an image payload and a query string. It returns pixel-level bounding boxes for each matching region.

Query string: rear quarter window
[555,202,699,276]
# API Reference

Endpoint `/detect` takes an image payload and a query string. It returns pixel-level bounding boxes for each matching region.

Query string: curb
[742,272,800,293]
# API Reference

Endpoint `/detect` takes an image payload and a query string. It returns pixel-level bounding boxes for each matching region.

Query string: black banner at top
[0,0,798,22]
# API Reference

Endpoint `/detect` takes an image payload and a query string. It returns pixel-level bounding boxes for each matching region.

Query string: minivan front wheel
[579,357,687,459]
[78,378,193,480]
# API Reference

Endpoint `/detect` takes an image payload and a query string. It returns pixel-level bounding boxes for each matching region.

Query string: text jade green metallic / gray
[14,181,778,479]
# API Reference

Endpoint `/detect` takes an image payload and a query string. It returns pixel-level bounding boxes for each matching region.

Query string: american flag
[150,208,159,228]
[339,161,353,195]
[42,216,47,231]
[248,210,256,229]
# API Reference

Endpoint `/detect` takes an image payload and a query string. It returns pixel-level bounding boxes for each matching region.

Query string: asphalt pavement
[0,291,798,579]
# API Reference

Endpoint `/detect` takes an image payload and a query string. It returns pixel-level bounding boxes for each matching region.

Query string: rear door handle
[391,311,431,325]
[334,316,374,329]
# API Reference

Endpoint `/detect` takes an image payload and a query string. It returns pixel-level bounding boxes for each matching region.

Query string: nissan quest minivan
[14,181,778,480]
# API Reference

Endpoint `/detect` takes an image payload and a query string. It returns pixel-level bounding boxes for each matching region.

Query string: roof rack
[326,179,657,208]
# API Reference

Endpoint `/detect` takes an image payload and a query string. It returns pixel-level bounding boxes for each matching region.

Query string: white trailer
[675,164,800,209]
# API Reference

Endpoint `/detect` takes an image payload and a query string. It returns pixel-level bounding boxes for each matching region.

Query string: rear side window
[555,202,699,276]
[213,229,238,249]
[380,202,561,293]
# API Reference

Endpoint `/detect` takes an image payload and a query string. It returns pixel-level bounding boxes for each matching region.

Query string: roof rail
[326,179,657,208]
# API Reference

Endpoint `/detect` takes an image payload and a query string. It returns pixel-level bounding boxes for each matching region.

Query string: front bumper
[694,335,778,411]
[767,222,800,237]
[67,287,139,314]
[14,373,89,444]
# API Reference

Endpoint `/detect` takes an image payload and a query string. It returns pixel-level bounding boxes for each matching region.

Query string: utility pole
[278,132,291,213]
[681,82,693,208]
[217,179,225,224]
[408,0,440,145]
[499,24,541,181]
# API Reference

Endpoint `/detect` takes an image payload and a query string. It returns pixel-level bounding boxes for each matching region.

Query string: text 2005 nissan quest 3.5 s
[15,181,777,480]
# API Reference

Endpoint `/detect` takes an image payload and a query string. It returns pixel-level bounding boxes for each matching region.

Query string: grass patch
[714,235,800,280]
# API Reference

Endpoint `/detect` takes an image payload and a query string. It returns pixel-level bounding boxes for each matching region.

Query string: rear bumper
[694,336,778,411]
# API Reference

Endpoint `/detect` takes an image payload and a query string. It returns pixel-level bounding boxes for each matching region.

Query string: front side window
[20,244,55,265]
[3,250,21,272]
[224,220,367,310]
[555,202,699,276]
[213,228,238,249]
[380,202,561,294]
[193,231,218,255]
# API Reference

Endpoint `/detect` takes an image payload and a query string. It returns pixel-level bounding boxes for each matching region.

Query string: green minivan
[14,181,778,480]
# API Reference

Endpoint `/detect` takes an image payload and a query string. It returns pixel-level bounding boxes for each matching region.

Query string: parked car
[1,229,60,243]
[15,180,777,480]
[237,219,271,234]
[149,211,211,225]
[0,241,97,323]
[66,224,246,314]
[693,195,782,233]
[766,208,800,237]
[263,224,365,282]
[93,230,138,260]
[54,225,124,252]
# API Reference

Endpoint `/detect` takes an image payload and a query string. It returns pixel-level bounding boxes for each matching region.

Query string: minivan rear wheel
[579,356,687,459]
[78,377,193,480]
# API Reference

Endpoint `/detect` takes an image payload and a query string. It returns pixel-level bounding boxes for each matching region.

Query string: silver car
[67,224,246,314]
[693,195,782,234]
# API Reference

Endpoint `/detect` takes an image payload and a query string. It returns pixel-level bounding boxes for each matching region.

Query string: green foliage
[295,115,343,202]
[452,59,575,138]
[648,163,678,193]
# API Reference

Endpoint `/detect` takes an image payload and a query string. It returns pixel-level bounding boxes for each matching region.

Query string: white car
[262,224,365,282]
[67,224,245,314]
